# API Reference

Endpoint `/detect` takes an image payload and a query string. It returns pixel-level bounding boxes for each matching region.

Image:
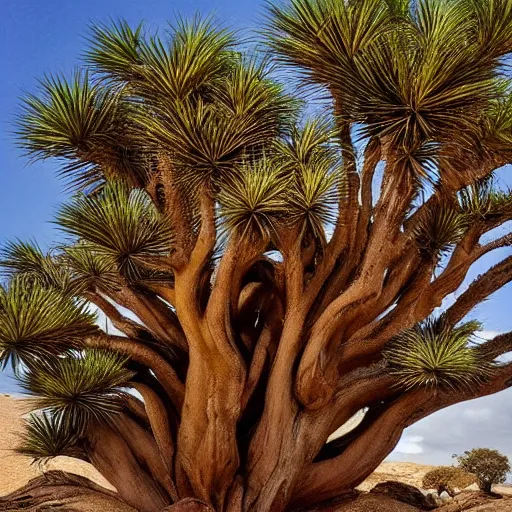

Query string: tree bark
[88,423,170,512]
[0,471,136,512]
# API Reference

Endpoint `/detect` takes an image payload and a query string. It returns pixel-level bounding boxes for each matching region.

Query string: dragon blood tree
[2,0,512,511]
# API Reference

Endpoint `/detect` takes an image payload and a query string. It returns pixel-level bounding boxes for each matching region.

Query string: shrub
[454,448,511,493]
[422,466,476,496]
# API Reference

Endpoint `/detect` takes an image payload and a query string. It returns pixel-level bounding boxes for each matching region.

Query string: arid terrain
[0,393,510,511]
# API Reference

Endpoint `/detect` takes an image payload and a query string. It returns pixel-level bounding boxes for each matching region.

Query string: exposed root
[0,470,136,511]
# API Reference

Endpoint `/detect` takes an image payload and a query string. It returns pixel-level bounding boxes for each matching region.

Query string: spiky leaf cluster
[56,182,173,281]
[218,157,290,238]
[277,119,339,236]
[19,349,133,434]
[0,277,98,372]
[86,19,298,184]
[218,120,340,238]
[385,317,491,390]
[17,412,85,465]
[15,72,142,190]
[412,203,470,260]
[458,176,512,220]
[0,240,72,293]
[62,244,121,294]
[266,0,512,163]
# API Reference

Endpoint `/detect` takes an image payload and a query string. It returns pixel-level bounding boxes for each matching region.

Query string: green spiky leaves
[385,317,492,391]
[0,240,72,293]
[16,72,130,190]
[17,71,122,160]
[218,120,339,239]
[266,0,502,149]
[0,277,98,372]
[219,158,290,238]
[85,19,298,184]
[277,119,339,236]
[87,17,236,101]
[138,57,297,182]
[458,176,512,220]
[63,244,121,294]
[19,349,133,433]
[17,412,85,465]
[412,202,470,260]
[57,183,173,281]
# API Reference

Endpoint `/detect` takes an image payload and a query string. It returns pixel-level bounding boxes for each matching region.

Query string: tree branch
[477,331,512,360]
[86,292,151,339]
[444,255,512,326]
[84,334,184,412]
[290,391,429,508]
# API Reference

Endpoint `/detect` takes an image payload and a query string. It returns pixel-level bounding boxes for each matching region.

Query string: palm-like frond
[267,0,499,149]
[288,166,338,237]
[17,412,85,465]
[62,243,120,294]
[483,86,512,150]
[0,240,72,294]
[87,17,235,102]
[138,57,298,184]
[458,176,512,220]
[266,0,393,91]
[276,119,340,235]
[19,349,133,434]
[85,20,144,84]
[385,317,492,390]
[469,0,512,59]
[218,158,290,237]
[63,244,122,295]
[0,277,98,373]
[56,182,173,281]
[412,203,469,260]
[16,72,128,188]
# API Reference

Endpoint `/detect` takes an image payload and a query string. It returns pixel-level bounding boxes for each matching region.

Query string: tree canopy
[2,1,512,511]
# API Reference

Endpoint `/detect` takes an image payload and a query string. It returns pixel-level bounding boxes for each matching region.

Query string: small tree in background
[422,466,476,496]
[455,449,511,493]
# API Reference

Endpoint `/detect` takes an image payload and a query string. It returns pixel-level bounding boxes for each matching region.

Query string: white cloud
[395,435,424,455]
[463,408,493,422]
[388,388,512,467]
[477,330,502,341]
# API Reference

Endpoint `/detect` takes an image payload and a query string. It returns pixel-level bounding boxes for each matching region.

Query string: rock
[370,481,437,510]
[438,491,504,511]
[332,493,426,511]
[439,490,453,502]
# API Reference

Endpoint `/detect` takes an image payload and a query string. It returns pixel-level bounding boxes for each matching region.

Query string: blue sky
[1,0,512,466]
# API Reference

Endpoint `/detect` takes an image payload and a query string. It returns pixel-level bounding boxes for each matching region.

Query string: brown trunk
[88,423,170,512]
[115,412,177,501]
[164,498,215,511]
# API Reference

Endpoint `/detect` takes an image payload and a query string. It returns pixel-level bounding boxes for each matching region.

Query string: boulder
[370,481,437,510]
[439,490,453,503]
[438,491,504,511]
[332,493,427,511]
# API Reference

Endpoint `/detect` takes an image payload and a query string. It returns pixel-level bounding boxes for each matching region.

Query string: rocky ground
[0,394,510,511]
